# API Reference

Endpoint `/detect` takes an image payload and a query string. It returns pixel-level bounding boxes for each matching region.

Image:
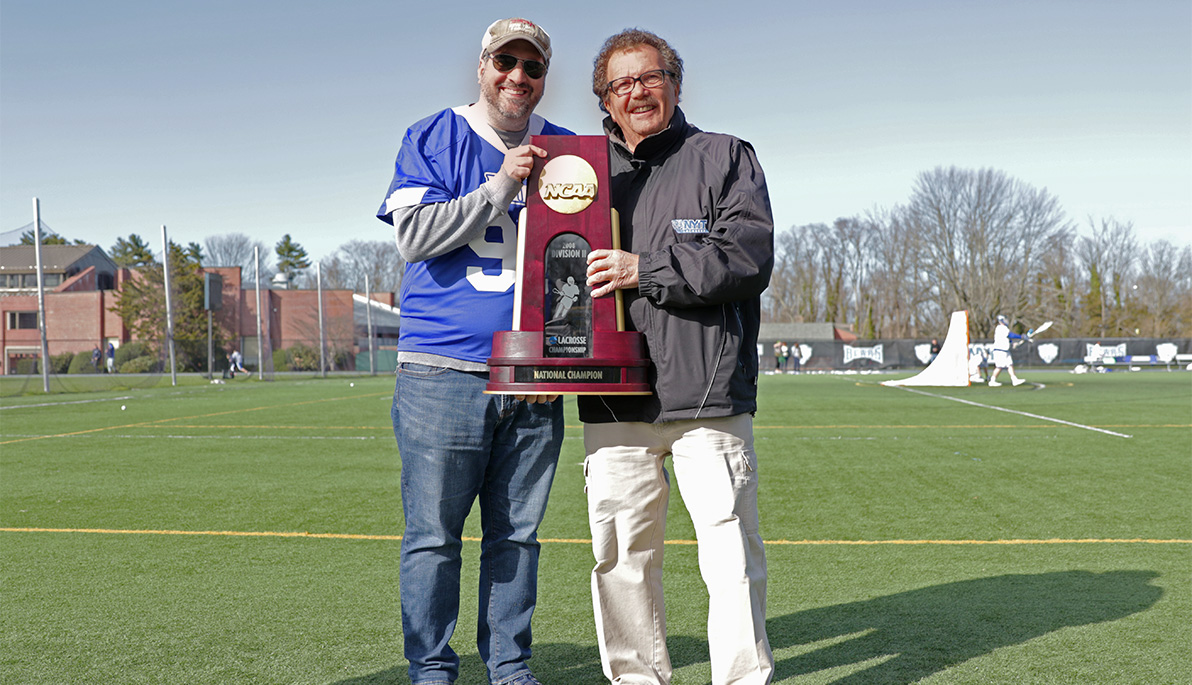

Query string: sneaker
[505,673,542,685]
[1012,378,1025,386]
[988,380,1002,387]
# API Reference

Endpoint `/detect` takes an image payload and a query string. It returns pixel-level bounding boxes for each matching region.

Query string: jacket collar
[604,107,688,161]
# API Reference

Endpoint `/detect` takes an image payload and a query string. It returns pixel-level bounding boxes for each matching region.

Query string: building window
[6,311,39,330]
[0,274,64,288]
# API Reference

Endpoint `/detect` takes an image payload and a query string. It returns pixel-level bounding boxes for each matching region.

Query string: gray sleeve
[388,171,525,263]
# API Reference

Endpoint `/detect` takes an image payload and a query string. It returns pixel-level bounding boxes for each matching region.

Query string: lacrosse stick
[1012,320,1053,348]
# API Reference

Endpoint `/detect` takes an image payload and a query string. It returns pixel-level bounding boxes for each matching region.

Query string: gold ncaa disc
[538,155,598,214]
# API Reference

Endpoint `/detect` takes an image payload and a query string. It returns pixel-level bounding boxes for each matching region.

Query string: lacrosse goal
[882,310,970,387]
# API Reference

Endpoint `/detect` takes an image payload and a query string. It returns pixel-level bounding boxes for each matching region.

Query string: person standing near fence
[228,348,247,375]
[375,17,570,685]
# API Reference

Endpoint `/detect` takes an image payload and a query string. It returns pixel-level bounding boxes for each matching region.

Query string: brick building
[1,245,132,372]
[1,245,396,373]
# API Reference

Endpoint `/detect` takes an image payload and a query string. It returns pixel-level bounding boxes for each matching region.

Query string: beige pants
[584,414,773,685]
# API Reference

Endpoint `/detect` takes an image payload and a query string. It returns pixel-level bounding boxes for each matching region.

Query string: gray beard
[481,80,538,129]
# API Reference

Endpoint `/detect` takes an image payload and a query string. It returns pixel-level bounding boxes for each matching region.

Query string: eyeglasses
[607,69,675,97]
[486,53,547,79]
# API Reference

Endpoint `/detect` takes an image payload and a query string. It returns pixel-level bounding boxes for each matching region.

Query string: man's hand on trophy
[586,249,640,298]
[501,144,548,182]
[516,394,560,404]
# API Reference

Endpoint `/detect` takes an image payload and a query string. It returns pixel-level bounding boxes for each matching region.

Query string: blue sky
[2,0,1189,264]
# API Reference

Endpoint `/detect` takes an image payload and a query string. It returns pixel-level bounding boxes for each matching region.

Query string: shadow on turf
[328,642,608,684]
[767,569,1162,683]
[330,570,1160,684]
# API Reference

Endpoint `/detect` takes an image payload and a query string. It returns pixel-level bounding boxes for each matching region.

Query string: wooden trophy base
[487,330,651,395]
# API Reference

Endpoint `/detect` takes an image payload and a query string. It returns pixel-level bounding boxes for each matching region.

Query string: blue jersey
[377,105,572,364]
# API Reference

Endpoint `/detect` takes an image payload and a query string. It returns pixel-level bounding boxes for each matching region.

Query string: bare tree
[1133,240,1186,337]
[865,208,935,338]
[765,168,1180,342]
[318,239,405,296]
[1028,229,1081,336]
[1178,246,1192,337]
[805,223,850,326]
[827,218,871,335]
[765,225,818,323]
[905,167,1071,337]
[204,233,274,283]
[1076,218,1137,338]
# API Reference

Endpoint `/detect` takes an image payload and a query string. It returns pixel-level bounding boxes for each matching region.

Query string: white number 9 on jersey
[465,223,516,292]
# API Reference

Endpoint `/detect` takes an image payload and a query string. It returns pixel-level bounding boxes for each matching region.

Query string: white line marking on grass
[0,392,391,446]
[3,528,1189,545]
[756,435,1063,441]
[765,538,1192,545]
[892,387,1133,439]
[0,396,132,410]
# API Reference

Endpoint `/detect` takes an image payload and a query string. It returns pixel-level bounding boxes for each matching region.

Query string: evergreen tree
[110,234,157,268]
[275,234,311,283]
[111,241,225,371]
[185,241,205,266]
[19,230,83,245]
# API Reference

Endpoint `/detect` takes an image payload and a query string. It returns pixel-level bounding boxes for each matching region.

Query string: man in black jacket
[580,28,774,685]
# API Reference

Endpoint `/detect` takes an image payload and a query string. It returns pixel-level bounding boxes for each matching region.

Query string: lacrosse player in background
[988,314,1027,386]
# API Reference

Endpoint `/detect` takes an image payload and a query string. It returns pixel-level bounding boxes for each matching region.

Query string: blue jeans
[392,363,563,685]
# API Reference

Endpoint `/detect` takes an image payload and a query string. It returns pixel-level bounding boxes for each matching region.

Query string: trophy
[486,135,650,395]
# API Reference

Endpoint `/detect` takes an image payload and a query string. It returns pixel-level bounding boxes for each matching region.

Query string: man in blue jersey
[376,18,571,685]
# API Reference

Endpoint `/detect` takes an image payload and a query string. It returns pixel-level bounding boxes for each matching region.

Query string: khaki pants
[584,415,772,685]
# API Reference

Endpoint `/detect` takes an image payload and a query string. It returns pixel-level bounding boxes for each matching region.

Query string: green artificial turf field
[2,371,1189,684]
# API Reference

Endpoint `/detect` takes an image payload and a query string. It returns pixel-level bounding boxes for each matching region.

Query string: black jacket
[578,108,774,424]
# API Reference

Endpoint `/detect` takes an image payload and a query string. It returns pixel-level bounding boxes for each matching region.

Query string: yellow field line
[2,527,1188,545]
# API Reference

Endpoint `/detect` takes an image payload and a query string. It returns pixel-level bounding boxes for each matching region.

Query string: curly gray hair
[591,29,683,113]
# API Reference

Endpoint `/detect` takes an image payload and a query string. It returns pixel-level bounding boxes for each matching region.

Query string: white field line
[0,396,132,410]
[893,387,1132,439]
[2,527,1189,545]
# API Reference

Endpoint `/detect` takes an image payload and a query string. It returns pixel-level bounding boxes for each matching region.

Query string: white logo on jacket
[671,219,708,234]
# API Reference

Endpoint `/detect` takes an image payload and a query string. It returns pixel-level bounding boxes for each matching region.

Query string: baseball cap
[481,18,552,65]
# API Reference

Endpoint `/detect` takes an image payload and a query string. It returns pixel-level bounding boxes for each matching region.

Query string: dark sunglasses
[487,53,547,79]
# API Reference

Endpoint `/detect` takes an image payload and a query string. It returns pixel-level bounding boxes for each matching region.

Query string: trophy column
[486,135,650,395]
